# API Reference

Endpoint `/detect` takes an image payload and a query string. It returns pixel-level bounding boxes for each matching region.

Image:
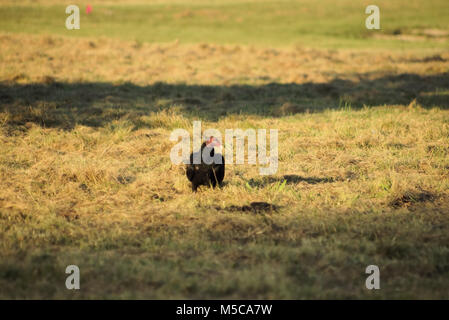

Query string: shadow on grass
[1,72,448,129]
[247,174,336,188]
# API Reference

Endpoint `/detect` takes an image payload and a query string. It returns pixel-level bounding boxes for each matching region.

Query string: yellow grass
[1,33,449,298]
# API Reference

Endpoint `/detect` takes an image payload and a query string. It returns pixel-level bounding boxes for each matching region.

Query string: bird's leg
[211,168,219,188]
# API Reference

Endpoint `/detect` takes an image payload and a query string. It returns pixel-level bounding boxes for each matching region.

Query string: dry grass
[2,33,449,86]
[1,33,449,299]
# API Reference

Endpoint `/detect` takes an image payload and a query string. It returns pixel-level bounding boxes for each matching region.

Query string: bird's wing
[186,153,195,181]
[214,155,225,183]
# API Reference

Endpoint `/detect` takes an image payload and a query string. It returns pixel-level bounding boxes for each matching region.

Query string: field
[1,0,449,299]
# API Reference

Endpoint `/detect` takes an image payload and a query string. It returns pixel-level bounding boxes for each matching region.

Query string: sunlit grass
[0,0,448,48]
[1,1,449,299]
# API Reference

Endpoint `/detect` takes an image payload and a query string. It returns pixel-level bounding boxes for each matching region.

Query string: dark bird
[186,136,225,192]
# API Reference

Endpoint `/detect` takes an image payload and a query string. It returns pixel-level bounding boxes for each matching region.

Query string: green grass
[0,0,448,48]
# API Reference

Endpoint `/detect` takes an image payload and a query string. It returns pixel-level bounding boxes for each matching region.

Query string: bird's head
[205,136,221,148]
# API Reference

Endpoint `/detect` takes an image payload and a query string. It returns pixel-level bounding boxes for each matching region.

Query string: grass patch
[0,0,448,48]
[0,1,449,299]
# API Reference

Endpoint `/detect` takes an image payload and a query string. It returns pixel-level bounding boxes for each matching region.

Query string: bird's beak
[206,138,221,148]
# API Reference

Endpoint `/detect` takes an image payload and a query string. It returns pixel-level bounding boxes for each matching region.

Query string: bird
[186,136,225,192]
